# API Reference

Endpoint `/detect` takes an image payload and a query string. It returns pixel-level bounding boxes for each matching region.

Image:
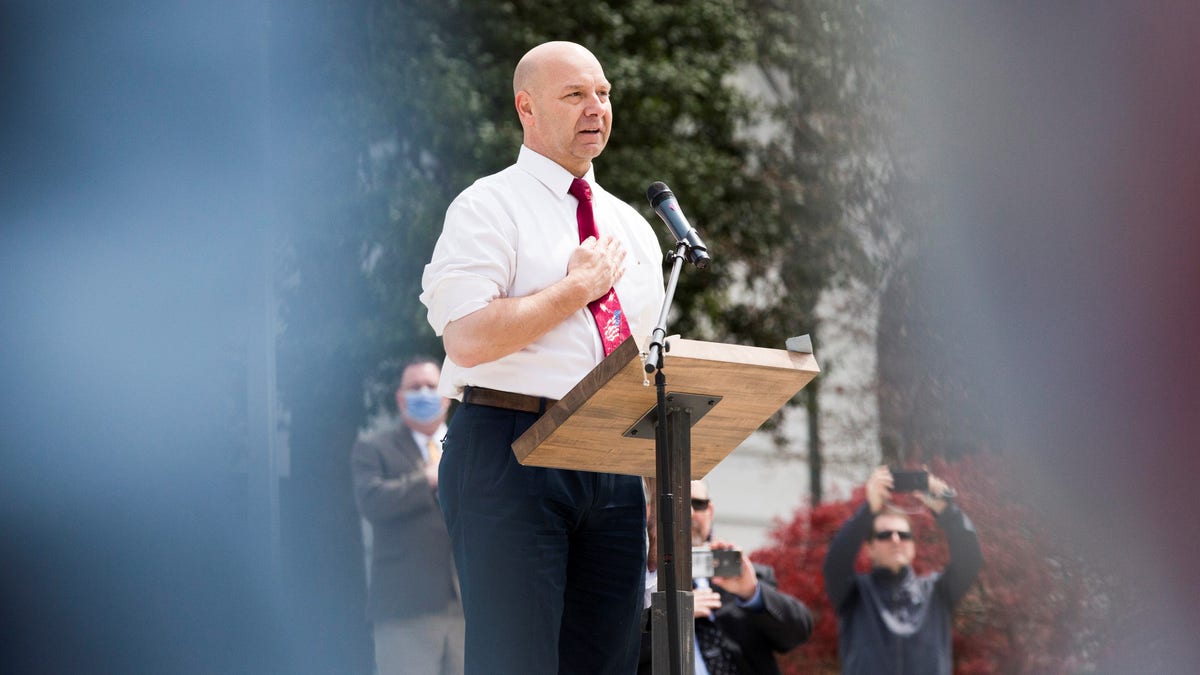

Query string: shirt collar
[870,565,914,586]
[517,145,597,199]
[408,422,447,448]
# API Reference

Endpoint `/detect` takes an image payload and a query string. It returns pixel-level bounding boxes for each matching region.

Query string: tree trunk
[806,376,823,504]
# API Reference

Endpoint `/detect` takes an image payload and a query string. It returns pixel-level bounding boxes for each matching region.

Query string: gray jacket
[823,503,982,674]
[350,423,459,621]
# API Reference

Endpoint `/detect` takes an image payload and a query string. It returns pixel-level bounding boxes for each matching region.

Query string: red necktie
[569,177,632,355]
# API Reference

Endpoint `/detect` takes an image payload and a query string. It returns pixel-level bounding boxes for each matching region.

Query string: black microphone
[646,181,711,269]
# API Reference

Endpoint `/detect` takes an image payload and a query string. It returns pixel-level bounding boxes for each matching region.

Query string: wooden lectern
[513,337,819,478]
[511,335,819,675]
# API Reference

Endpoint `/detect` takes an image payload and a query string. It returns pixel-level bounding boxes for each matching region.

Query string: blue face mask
[403,388,444,424]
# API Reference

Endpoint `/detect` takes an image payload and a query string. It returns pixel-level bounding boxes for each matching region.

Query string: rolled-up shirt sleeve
[418,145,665,400]
[420,189,516,334]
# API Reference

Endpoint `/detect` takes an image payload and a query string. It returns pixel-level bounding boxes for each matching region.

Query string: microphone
[646,181,711,269]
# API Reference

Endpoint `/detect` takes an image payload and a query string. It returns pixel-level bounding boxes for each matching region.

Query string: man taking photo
[641,480,813,674]
[823,466,983,674]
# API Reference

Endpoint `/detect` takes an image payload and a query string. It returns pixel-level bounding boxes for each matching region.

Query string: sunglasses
[872,530,913,542]
[690,498,711,510]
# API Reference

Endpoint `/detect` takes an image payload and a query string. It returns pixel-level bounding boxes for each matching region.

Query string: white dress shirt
[420,146,666,400]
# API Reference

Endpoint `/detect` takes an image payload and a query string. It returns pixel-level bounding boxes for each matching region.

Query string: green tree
[356,0,764,364]
[735,0,920,497]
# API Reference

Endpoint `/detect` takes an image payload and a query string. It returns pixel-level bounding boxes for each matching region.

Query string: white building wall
[701,282,881,554]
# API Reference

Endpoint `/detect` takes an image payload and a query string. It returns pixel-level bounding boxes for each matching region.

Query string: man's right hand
[443,235,628,368]
[567,235,626,301]
[866,465,893,514]
[710,539,757,601]
[692,586,722,619]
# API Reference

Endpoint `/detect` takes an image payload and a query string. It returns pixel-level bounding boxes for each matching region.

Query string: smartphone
[890,468,929,492]
[712,549,743,578]
[692,546,743,578]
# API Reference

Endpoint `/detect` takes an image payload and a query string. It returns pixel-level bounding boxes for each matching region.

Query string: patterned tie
[694,617,742,675]
[568,177,632,356]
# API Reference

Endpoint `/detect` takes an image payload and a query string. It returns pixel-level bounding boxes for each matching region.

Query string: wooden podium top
[512,337,819,478]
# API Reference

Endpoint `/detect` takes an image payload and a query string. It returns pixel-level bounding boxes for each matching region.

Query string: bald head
[513,41,601,98]
[512,41,612,177]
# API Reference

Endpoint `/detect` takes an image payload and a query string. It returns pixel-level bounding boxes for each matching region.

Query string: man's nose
[584,94,606,113]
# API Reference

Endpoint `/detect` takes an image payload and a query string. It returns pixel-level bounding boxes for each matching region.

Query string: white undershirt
[409,423,448,462]
[420,146,666,400]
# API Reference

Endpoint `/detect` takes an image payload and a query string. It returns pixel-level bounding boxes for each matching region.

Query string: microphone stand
[646,241,696,675]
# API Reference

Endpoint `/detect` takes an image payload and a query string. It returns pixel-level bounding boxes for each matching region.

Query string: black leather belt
[462,386,557,415]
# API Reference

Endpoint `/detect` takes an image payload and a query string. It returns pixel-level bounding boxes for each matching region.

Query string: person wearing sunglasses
[823,466,983,674]
[639,480,813,675]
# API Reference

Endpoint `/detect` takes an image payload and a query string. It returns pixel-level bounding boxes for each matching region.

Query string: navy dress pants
[439,402,646,675]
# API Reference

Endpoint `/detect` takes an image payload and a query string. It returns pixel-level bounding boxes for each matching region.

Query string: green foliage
[276,0,919,426]
[349,0,909,370]
[271,2,920,665]
[274,0,919,483]
[350,0,765,402]
[733,0,916,343]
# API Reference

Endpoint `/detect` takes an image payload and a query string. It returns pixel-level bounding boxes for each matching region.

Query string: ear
[515,90,534,123]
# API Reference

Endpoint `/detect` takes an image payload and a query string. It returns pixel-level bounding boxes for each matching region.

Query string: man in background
[351,357,463,675]
[823,466,982,674]
[641,480,814,674]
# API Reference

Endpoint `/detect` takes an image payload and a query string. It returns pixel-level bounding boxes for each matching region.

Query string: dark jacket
[823,503,983,675]
[639,564,814,675]
[350,422,459,622]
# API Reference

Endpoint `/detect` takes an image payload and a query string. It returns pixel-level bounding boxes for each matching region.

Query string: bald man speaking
[420,42,666,674]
